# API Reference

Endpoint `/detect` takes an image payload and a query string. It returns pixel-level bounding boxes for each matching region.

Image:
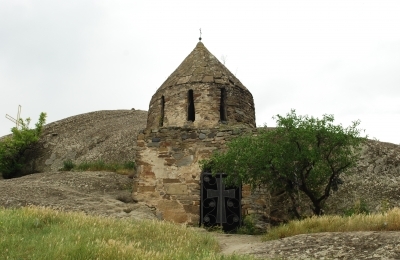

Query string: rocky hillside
[326,140,400,214]
[21,109,147,174]
[1,109,399,215]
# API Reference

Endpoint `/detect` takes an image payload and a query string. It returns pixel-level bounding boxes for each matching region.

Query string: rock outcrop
[21,109,147,174]
[326,140,400,214]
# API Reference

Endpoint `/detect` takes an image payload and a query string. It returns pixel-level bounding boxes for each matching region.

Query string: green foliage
[344,199,370,216]
[123,160,136,170]
[62,159,75,171]
[60,159,136,174]
[237,215,258,235]
[201,110,367,217]
[380,199,392,214]
[0,112,47,178]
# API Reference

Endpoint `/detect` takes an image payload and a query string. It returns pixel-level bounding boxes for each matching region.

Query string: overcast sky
[1,0,399,144]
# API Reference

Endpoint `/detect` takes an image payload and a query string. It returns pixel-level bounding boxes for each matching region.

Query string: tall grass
[0,207,252,260]
[265,207,400,241]
[61,159,136,175]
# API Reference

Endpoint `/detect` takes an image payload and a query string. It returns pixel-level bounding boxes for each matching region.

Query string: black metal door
[200,172,241,232]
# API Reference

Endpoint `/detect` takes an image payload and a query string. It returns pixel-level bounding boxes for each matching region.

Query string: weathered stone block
[138,185,156,192]
[172,152,184,160]
[163,178,181,183]
[157,200,188,223]
[147,142,160,148]
[184,205,199,215]
[215,78,227,84]
[177,75,191,85]
[163,210,188,223]
[176,155,193,167]
[216,132,225,137]
[202,75,214,82]
[165,183,188,195]
[164,158,176,166]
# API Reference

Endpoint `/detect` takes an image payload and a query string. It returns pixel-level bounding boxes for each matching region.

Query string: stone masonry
[134,126,265,224]
[134,41,267,225]
[146,42,255,130]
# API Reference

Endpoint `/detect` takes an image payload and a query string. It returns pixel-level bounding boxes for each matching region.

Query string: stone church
[134,41,267,226]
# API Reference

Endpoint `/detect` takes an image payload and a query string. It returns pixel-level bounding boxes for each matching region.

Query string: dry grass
[0,206,252,260]
[61,159,136,175]
[265,207,400,241]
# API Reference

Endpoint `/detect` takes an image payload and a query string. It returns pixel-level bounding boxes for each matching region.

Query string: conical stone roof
[146,41,256,129]
[156,42,249,93]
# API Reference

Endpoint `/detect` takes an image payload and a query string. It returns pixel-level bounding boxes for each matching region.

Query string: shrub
[61,159,75,171]
[237,215,257,235]
[0,112,47,178]
[123,161,136,170]
[343,199,370,216]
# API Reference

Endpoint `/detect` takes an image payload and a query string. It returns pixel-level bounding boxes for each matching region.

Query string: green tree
[202,110,366,217]
[0,112,47,179]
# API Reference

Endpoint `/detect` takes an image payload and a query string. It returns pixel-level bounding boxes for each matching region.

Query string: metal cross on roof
[199,28,202,41]
[5,105,22,129]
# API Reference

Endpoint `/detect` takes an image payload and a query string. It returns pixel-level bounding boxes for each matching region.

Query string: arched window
[220,88,227,122]
[187,90,195,121]
[160,96,165,127]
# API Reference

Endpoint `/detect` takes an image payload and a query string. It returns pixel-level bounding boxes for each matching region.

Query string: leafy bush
[0,112,47,178]
[123,161,136,170]
[237,215,258,235]
[343,199,370,216]
[202,110,367,217]
[61,159,75,171]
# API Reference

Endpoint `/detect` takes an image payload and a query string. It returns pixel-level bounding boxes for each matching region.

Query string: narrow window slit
[220,88,227,122]
[160,96,165,126]
[187,90,195,121]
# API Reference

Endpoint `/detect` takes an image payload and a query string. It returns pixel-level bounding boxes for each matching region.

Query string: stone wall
[147,83,255,130]
[146,41,256,130]
[133,125,268,225]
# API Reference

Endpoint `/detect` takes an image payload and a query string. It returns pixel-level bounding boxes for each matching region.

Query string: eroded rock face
[326,140,400,214]
[0,171,156,220]
[20,110,147,174]
[268,140,400,221]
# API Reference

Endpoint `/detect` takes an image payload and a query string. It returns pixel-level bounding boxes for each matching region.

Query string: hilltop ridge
[20,109,147,174]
